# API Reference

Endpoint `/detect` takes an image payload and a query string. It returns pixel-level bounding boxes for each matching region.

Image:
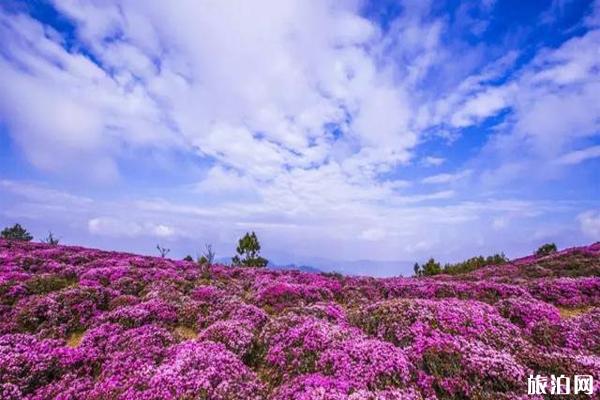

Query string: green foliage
[422,349,462,378]
[41,231,60,245]
[25,275,74,295]
[421,258,442,276]
[1,223,33,241]
[183,255,194,262]
[232,231,268,268]
[414,253,508,277]
[535,243,558,257]
[443,253,508,275]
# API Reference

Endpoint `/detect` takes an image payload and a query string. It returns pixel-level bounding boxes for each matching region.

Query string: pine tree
[1,223,33,241]
[231,231,268,268]
[421,258,442,276]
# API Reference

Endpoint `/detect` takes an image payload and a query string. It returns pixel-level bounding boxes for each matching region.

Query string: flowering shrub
[350,298,523,352]
[317,337,412,390]
[256,281,335,311]
[0,334,68,396]
[98,298,178,328]
[141,341,265,399]
[261,315,356,382]
[408,335,529,398]
[199,319,256,356]
[495,296,561,334]
[562,308,600,354]
[0,239,598,398]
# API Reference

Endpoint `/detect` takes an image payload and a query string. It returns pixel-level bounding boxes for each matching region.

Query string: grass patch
[66,330,86,348]
[25,275,77,294]
[558,306,592,319]
[174,325,198,340]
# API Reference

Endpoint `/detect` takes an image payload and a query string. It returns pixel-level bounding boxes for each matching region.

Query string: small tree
[41,231,60,245]
[1,223,33,241]
[421,258,442,276]
[198,244,215,265]
[535,243,557,257]
[232,231,268,268]
[413,262,422,277]
[183,255,194,262]
[156,244,170,258]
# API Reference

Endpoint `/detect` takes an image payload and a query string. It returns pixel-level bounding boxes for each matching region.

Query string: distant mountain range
[214,256,322,273]
[215,255,414,277]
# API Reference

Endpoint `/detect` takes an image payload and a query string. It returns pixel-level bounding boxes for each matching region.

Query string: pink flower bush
[141,341,265,399]
[408,335,528,398]
[199,319,256,356]
[0,239,599,398]
[350,298,524,352]
[261,315,356,381]
[317,337,412,390]
[495,296,561,334]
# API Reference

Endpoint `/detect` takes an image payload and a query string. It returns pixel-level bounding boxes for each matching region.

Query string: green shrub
[443,253,508,275]
[535,243,557,257]
[1,223,33,241]
[421,258,442,276]
[232,231,268,268]
[25,275,74,294]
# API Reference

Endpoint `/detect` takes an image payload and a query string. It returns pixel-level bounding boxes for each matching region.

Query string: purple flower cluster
[0,239,599,398]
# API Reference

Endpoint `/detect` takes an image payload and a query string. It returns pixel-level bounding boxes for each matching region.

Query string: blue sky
[0,0,599,276]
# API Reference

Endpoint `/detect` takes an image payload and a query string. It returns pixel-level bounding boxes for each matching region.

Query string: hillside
[1,239,599,399]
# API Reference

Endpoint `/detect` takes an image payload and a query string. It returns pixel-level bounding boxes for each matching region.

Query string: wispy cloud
[421,156,445,167]
[556,146,600,165]
[578,210,600,239]
[422,170,472,185]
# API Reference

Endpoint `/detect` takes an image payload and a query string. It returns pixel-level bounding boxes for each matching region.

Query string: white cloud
[449,85,513,128]
[586,0,600,28]
[88,217,141,237]
[0,0,427,191]
[2,1,594,189]
[578,210,600,239]
[360,228,387,241]
[422,170,472,184]
[422,156,445,167]
[492,217,508,230]
[151,224,176,238]
[556,145,600,165]
[194,166,257,196]
[88,217,176,239]
[0,180,93,205]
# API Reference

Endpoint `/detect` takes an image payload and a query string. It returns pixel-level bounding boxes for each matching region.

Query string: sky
[0,0,599,276]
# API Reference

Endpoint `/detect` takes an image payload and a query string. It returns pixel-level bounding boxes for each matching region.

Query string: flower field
[1,239,599,399]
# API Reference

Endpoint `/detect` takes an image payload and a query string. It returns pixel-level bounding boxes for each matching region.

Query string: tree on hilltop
[41,231,60,245]
[232,231,268,268]
[198,244,216,265]
[156,244,170,258]
[1,223,33,241]
[535,243,557,257]
[421,258,442,276]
